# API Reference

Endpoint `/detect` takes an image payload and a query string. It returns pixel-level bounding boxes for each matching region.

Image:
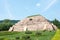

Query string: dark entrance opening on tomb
[29,18,33,21]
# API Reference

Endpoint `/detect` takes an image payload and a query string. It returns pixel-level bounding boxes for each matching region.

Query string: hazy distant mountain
[0,20,19,24]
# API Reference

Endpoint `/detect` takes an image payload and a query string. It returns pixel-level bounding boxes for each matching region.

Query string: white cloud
[36,3,41,7]
[41,0,57,13]
[4,0,14,19]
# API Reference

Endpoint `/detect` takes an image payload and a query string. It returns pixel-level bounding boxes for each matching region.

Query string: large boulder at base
[9,15,57,31]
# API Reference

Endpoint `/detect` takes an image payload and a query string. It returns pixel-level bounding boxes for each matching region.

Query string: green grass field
[52,29,60,40]
[0,31,56,40]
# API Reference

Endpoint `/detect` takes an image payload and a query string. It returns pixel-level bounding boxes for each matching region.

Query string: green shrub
[35,31,42,36]
[22,35,31,40]
[15,36,20,40]
[43,30,46,32]
[25,31,32,34]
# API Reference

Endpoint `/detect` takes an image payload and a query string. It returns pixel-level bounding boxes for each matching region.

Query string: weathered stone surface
[9,15,57,31]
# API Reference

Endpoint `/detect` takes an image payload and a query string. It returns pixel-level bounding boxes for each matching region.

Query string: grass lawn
[52,29,60,40]
[0,31,56,40]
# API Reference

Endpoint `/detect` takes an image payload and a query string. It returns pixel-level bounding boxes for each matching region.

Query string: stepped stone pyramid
[9,15,57,31]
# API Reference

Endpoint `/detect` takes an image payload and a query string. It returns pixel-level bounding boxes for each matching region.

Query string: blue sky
[0,0,60,21]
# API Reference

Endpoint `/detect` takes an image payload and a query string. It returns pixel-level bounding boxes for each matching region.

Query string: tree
[52,19,60,29]
[0,19,14,31]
